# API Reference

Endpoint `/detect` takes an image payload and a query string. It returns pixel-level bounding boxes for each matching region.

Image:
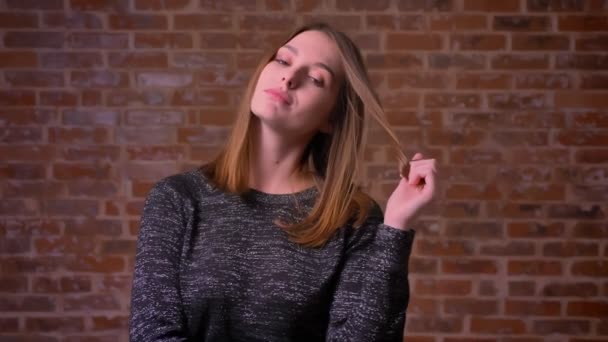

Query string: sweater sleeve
[129,178,190,341]
[326,203,415,342]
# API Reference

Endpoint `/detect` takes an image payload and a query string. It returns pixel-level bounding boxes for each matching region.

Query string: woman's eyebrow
[281,44,336,79]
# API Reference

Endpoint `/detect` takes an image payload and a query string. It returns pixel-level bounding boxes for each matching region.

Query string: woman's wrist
[382,217,412,231]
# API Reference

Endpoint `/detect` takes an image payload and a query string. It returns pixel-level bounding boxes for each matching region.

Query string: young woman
[129,22,437,341]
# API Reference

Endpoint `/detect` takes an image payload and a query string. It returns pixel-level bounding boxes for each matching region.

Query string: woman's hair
[203,22,407,248]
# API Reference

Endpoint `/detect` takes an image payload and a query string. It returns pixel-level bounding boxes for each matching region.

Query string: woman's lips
[264,89,291,105]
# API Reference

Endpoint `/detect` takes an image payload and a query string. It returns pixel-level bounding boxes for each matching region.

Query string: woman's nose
[281,71,298,89]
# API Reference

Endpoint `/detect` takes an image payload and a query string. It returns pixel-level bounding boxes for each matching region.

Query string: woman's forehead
[283,30,343,76]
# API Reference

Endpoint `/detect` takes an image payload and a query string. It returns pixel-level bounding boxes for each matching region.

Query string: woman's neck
[249,122,315,194]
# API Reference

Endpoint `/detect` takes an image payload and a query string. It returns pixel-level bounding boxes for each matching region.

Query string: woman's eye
[275,58,288,65]
[309,77,323,87]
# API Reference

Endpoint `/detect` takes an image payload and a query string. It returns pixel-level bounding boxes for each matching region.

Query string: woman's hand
[384,153,438,230]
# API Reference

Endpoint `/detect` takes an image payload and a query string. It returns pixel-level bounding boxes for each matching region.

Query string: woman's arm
[326,205,415,342]
[129,179,190,341]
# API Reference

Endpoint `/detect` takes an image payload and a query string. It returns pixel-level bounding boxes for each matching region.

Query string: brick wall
[1,0,607,341]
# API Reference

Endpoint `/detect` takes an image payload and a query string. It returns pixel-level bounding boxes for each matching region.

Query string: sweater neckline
[193,167,318,205]
[245,186,318,204]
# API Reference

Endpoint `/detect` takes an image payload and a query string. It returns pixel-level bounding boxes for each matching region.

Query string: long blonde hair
[204,22,407,248]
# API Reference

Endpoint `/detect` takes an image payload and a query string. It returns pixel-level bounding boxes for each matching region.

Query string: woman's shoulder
[147,165,217,203]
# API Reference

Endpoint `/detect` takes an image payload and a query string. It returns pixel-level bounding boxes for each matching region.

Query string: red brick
[544,242,599,257]
[407,316,463,333]
[174,14,232,30]
[43,12,103,29]
[559,16,608,31]
[34,236,96,254]
[91,315,129,330]
[445,183,501,200]
[451,34,507,50]
[0,90,36,106]
[0,296,56,312]
[200,0,256,11]
[567,301,608,317]
[41,52,103,68]
[430,14,486,30]
[556,54,608,70]
[0,276,28,292]
[64,294,121,311]
[581,74,608,89]
[108,52,168,68]
[424,93,480,108]
[575,149,608,163]
[515,73,572,89]
[572,222,608,238]
[0,317,19,332]
[126,146,186,161]
[445,221,504,238]
[65,256,125,273]
[506,300,561,316]
[301,15,361,31]
[464,0,520,11]
[49,127,110,144]
[508,260,562,276]
[491,54,549,69]
[398,0,452,11]
[556,130,608,146]
[135,0,191,9]
[408,297,439,315]
[572,261,608,277]
[445,299,498,315]
[67,32,128,49]
[135,33,193,49]
[576,35,608,51]
[528,0,585,11]
[480,241,535,256]
[449,149,503,164]
[378,92,420,109]
[294,0,322,11]
[200,32,239,49]
[509,183,564,201]
[508,222,565,238]
[543,282,598,297]
[366,53,423,70]
[489,93,550,110]
[442,259,497,274]
[414,279,472,296]
[470,317,526,334]
[240,14,297,31]
[493,15,550,31]
[26,317,84,333]
[512,34,570,50]
[336,0,390,10]
[456,73,511,89]
[0,12,38,28]
[533,319,590,334]
[40,91,78,106]
[387,33,443,50]
[429,53,486,69]
[70,70,129,88]
[0,51,38,67]
[5,71,64,87]
[4,31,63,48]
[7,0,64,9]
[416,240,475,256]
[509,281,536,296]
[559,94,608,109]
[109,14,167,29]
[409,257,438,274]
[492,131,549,146]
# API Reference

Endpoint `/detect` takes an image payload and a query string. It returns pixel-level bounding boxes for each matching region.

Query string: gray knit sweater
[129,168,415,342]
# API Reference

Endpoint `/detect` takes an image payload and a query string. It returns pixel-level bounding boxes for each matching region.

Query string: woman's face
[250,30,343,138]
